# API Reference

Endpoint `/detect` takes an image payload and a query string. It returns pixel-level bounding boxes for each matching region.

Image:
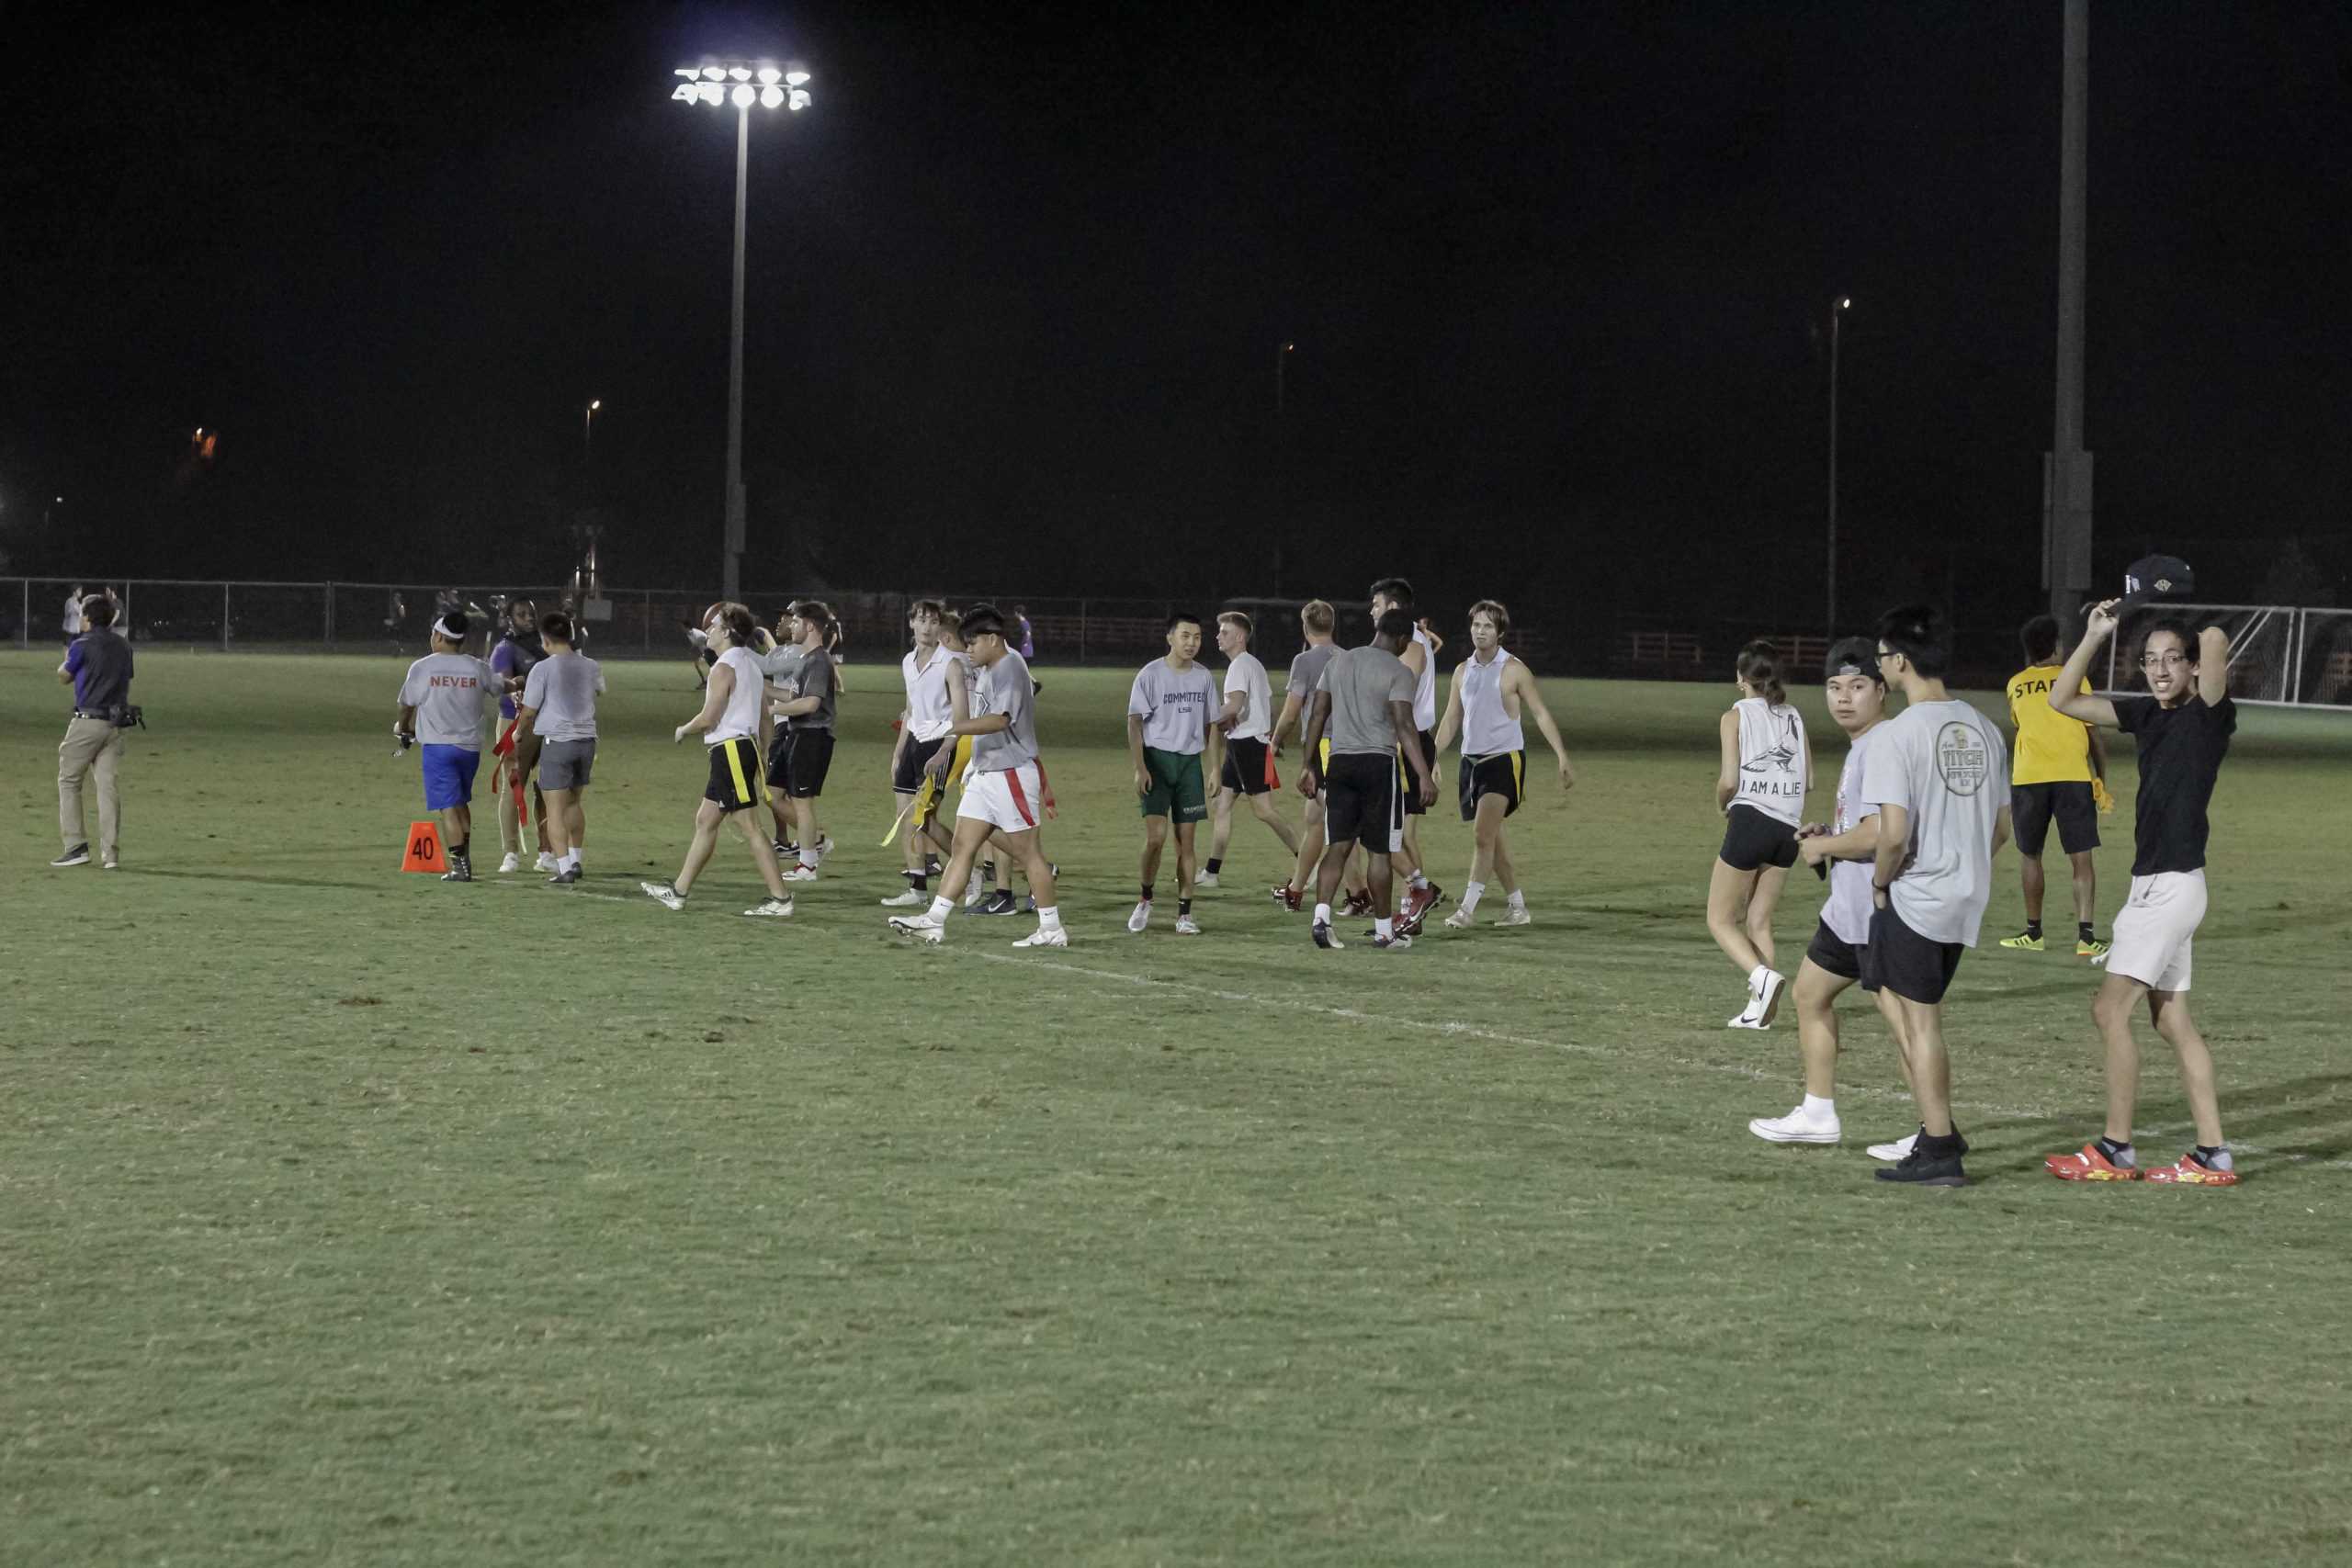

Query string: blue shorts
[421,744,481,810]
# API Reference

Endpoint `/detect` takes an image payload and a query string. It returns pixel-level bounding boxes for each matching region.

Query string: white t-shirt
[1821,723,1884,946]
[522,651,604,742]
[1733,696,1809,828]
[1408,626,1439,731]
[1128,658,1217,755]
[707,646,766,745]
[902,645,956,743]
[398,653,501,748]
[62,595,84,636]
[1861,698,2013,947]
[1222,650,1272,742]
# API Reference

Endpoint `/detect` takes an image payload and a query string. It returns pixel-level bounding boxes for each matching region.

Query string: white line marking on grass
[480,883,2351,1173]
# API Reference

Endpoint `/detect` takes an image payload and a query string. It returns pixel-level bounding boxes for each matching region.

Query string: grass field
[6,648,2349,1565]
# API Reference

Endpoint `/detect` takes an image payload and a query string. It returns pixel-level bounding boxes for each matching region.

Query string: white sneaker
[1013,926,1069,948]
[1174,913,1202,935]
[536,852,559,872]
[1492,906,1531,928]
[1442,907,1476,930]
[879,888,927,907]
[1373,932,1413,951]
[888,914,945,944]
[965,879,991,909]
[639,881,684,910]
[812,834,835,863]
[1126,900,1152,933]
[780,864,819,883]
[1193,870,1219,888]
[498,852,522,874]
[1727,988,1770,1029]
[743,897,795,918]
[1867,1131,1918,1162]
[101,855,119,870]
[1749,1105,1843,1145]
[1752,967,1788,1027]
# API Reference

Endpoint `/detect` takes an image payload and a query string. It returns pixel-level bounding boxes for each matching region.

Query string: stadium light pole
[1826,297,1849,641]
[583,399,601,470]
[670,61,812,602]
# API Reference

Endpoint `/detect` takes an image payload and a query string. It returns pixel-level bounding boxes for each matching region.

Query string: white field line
[481,880,2351,1173]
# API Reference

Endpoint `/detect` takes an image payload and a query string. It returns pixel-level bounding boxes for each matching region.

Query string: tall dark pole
[1273,343,1294,593]
[723,105,750,603]
[2045,0,2093,622]
[1826,299,1848,640]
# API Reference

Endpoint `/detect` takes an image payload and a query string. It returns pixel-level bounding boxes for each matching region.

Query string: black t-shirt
[2113,694,2234,876]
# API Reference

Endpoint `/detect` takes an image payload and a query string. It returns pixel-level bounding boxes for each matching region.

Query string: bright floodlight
[589,400,602,411]
[728,66,752,82]
[785,69,809,85]
[731,84,754,107]
[757,66,782,85]
[1839,297,1851,309]
[787,88,810,111]
[760,85,784,108]
[700,65,725,81]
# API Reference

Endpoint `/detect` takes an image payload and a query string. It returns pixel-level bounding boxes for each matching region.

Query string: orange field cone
[401,820,447,874]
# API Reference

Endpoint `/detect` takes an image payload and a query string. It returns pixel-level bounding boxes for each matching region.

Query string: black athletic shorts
[1460,750,1524,821]
[1719,803,1799,872]
[893,734,947,795]
[1220,736,1279,796]
[1804,919,1865,982]
[1860,903,1965,1005]
[783,728,834,798]
[706,737,766,814]
[765,728,795,789]
[2011,780,2099,857]
[1402,728,1437,816]
[1321,750,1404,854]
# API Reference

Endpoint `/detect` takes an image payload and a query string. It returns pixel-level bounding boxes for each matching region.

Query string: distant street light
[584,399,602,471]
[1276,341,1295,415]
[1826,297,1850,640]
[669,60,812,601]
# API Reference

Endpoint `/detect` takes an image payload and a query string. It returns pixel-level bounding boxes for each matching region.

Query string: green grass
[6,649,2348,1565]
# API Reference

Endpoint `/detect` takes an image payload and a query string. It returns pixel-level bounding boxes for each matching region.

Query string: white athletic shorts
[958,763,1046,834]
[2106,869,2207,992]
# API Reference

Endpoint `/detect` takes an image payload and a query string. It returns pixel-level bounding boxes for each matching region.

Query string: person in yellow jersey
[1997,615,2111,958]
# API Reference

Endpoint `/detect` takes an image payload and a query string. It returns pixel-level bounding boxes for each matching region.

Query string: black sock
[906,871,926,891]
[1179,898,1193,916]
[452,840,469,860]
[2096,1134,2133,1162]
[2025,920,2042,938]
[2079,922,2096,942]
[1141,883,1154,902]
[1205,858,1223,874]
[2192,1144,2224,1166]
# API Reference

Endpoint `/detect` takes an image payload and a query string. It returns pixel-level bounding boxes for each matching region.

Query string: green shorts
[1141,746,1208,823]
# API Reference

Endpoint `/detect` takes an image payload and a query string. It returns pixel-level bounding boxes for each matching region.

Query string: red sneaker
[1270,883,1303,912]
[2143,1152,2240,1187]
[1402,881,1444,923]
[2045,1144,2140,1181]
[1340,891,1374,919]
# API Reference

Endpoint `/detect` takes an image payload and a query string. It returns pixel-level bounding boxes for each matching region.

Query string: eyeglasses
[1873,648,1895,662]
[2140,652,2190,669]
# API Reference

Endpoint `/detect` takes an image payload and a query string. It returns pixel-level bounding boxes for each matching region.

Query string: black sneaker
[1311,919,1342,950]
[973,889,1020,916]
[51,843,91,868]
[441,855,473,884]
[1874,1136,1967,1187]
[547,865,581,885]
[774,840,798,858]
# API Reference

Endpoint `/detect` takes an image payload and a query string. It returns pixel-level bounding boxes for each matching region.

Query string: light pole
[1826,296,1849,640]
[670,61,811,602]
[583,399,602,470]
[1276,341,1294,414]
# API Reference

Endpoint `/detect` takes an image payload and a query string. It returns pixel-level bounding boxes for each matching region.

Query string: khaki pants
[59,716,125,860]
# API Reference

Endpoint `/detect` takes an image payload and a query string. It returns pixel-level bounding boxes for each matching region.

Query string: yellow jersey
[2007,663,2094,784]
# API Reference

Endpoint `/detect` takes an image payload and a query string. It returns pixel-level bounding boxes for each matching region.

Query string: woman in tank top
[1708,640,1813,1029]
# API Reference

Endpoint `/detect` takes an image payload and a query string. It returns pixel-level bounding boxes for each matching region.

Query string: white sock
[1408,871,1430,891]
[1507,888,1525,910]
[1038,905,1062,931]
[1374,916,1394,940]
[1314,902,1332,925]
[1802,1094,1836,1118]
[927,895,955,921]
[561,851,580,871]
[800,848,820,870]
[1459,880,1486,915]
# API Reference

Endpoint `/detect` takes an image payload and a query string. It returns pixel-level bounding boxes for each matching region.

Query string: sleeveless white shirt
[1733,696,1807,827]
[707,646,765,745]
[902,645,955,742]
[1408,626,1438,731]
[1459,649,1525,755]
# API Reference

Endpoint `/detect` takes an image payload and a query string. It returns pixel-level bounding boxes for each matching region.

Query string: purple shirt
[1017,616,1035,660]
[65,629,134,712]
[488,635,541,720]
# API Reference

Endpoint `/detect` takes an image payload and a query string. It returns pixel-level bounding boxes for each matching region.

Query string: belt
[73,708,119,721]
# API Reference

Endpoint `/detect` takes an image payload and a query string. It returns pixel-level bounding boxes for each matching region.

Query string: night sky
[6,2,2348,626]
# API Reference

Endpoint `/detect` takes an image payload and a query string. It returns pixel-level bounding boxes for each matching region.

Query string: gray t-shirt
[1127,657,1217,755]
[398,652,501,749]
[1820,722,1883,946]
[1322,644,1415,756]
[1861,698,2013,947]
[1287,642,1338,709]
[972,650,1039,772]
[788,651,837,731]
[521,651,604,742]
[758,643,806,683]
